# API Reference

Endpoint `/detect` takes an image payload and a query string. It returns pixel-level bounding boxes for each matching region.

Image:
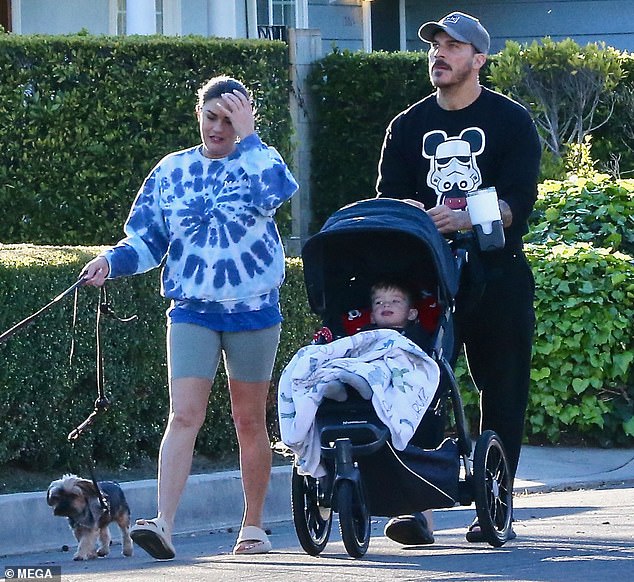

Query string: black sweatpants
[456,249,535,482]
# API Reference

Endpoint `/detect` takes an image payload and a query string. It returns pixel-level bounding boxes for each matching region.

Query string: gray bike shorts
[167,322,281,382]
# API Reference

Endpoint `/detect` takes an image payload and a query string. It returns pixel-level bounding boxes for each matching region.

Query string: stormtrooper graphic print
[422,127,485,210]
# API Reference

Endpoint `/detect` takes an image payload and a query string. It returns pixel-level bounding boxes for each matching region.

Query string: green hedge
[0,33,293,245]
[0,245,318,476]
[524,176,634,445]
[526,176,634,255]
[308,49,433,230]
[526,242,634,445]
[452,241,634,447]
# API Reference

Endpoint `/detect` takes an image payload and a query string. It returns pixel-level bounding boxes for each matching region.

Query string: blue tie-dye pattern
[218,225,230,249]
[227,221,247,243]
[211,208,228,225]
[240,211,257,228]
[250,239,273,266]
[113,243,140,274]
[173,182,185,198]
[266,220,279,242]
[127,202,156,233]
[241,251,264,277]
[226,259,241,287]
[190,160,203,176]
[102,134,298,313]
[213,258,241,288]
[171,167,183,183]
[179,196,212,248]
[209,227,219,247]
[170,238,184,261]
[217,191,241,204]
[183,254,206,285]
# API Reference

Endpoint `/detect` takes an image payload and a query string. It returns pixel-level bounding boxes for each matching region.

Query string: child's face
[370,287,417,328]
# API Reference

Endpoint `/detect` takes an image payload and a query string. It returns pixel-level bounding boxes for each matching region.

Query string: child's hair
[370,278,419,306]
[197,75,250,108]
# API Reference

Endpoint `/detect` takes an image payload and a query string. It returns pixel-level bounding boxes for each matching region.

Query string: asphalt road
[2,483,633,582]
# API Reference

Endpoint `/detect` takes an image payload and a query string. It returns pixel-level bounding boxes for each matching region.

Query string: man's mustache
[432,59,451,71]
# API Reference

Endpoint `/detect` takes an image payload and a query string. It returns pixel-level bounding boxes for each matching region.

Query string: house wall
[308,0,364,53]
[16,0,247,39]
[19,0,110,34]
[404,0,634,53]
[181,0,208,36]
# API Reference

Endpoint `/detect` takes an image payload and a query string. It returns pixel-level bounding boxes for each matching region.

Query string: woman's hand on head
[81,256,110,287]
[215,90,256,140]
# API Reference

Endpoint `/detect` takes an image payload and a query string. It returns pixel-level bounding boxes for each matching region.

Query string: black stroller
[288,197,513,558]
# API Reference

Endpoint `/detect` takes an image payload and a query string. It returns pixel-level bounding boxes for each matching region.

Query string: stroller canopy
[302,198,460,317]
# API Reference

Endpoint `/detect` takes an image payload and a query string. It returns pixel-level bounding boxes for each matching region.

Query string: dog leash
[1,276,137,515]
[67,284,137,515]
[0,276,86,344]
[67,285,137,442]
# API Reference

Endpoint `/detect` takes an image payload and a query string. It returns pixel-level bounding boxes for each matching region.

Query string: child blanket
[278,329,440,477]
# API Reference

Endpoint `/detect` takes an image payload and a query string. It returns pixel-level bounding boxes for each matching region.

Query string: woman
[81,75,298,558]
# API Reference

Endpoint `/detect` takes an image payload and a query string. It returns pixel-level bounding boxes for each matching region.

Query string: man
[376,11,541,544]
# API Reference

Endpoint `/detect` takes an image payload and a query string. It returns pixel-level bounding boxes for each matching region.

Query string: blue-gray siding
[404,0,634,53]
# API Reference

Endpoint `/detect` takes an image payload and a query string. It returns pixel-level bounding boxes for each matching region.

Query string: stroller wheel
[337,479,371,558]
[472,430,513,547]
[291,465,333,555]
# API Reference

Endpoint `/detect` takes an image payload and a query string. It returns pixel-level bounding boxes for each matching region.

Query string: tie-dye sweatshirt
[102,133,298,315]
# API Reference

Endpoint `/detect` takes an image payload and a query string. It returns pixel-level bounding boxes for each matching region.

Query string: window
[117,0,125,34]
[156,0,163,33]
[0,0,11,32]
[116,0,164,35]
[257,0,296,27]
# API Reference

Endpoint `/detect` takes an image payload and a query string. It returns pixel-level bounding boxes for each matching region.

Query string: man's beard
[430,62,473,89]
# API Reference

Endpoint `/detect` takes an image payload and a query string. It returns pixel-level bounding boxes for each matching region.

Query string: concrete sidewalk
[1,445,633,557]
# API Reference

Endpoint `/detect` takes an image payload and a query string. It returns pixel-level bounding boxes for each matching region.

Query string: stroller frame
[290,198,513,558]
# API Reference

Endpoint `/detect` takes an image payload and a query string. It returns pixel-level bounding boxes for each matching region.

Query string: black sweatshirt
[376,87,541,250]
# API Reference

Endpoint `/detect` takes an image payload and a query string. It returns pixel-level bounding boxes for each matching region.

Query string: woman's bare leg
[137,377,212,541]
[228,378,272,535]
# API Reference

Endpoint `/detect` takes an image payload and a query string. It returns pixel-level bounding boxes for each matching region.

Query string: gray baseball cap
[418,11,490,54]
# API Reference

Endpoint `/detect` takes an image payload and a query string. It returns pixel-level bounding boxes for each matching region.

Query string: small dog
[47,474,133,560]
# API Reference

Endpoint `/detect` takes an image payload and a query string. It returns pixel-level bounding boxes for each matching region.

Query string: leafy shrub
[452,241,634,447]
[526,242,634,445]
[488,38,623,160]
[526,176,634,255]
[458,175,634,445]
